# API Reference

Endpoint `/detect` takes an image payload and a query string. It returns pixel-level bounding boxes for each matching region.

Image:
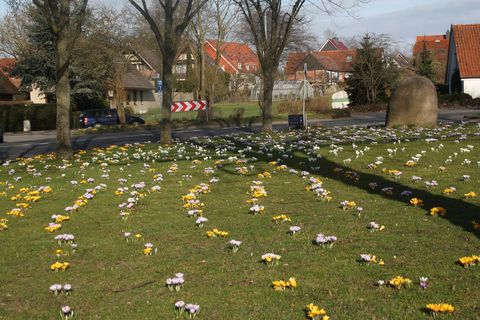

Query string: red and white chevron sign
[171,100,207,112]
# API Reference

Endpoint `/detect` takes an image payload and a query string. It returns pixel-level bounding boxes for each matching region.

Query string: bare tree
[208,0,238,115]
[0,10,30,58]
[87,5,131,124]
[32,0,88,159]
[323,28,338,41]
[128,0,208,144]
[235,1,367,131]
[189,1,211,100]
[233,0,307,131]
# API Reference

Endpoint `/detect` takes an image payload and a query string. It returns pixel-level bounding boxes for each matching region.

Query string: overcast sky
[1,0,478,54]
[310,0,480,52]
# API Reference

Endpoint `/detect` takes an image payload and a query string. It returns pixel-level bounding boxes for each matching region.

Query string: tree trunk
[209,75,216,120]
[261,71,274,132]
[161,57,174,144]
[117,103,127,124]
[55,31,73,159]
[196,42,207,121]
[198,44,205,96]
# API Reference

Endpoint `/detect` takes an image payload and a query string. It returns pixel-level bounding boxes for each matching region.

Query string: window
[253,64,257,71]
[346,56,353,62]
[238,62,242,69]
[245,64,250,71]
[175,64,187,74]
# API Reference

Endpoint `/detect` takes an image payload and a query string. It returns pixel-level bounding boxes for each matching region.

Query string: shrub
[25,104,57,131]
[331,108,352,118]
[211,108,224,120]
[0,103,27,132]
[276,97,332,115]
[229,107,245,126]
[0,103,77,132]
[72,93,109,111]
[438,93,473,107]
[350,103,388,112]
[276,101,300,114]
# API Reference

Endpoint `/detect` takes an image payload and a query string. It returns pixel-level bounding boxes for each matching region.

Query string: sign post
[156,79,163,114]
[205,99,209,122]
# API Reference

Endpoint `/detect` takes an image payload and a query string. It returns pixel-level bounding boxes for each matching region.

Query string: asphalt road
[1,109,478,160]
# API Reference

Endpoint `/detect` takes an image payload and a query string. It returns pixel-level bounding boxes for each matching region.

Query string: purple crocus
[419,277,428,289]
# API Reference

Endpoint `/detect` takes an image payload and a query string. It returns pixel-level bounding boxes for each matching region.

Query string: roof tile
[206,40,259,73]
[412,34,449,64]
[452,24,480,78]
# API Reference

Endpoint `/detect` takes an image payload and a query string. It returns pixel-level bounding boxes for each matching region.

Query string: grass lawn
[0,123,479,319]
[138,101,262,123]
[137,101,332,125]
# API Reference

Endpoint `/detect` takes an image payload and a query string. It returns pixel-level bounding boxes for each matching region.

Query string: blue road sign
[156,80,163,92]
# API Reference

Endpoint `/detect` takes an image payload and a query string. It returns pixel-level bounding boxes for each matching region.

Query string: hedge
[0,103,60,132]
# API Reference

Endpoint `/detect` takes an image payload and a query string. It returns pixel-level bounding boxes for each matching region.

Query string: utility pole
[264,10,268,41]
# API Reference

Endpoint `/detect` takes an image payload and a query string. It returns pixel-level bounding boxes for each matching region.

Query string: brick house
[319,38,349,51]
[204,40,259,75]
[285,49,356,84]
[412,34,450,83]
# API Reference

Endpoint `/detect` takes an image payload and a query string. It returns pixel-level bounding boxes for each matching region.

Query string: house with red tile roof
[285,49,356,84]
[0,58,21,101]
[0,58,46,103]
[445,24,480,98]
[119,40,258,112]
[319,38,349,52]
[413,34,449,64]
[413,34,449,83]
[204,40,259,75]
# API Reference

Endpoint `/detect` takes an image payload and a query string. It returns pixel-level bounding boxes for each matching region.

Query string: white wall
[127,90,196,114]
[463,78,480,99]
[127,89,160,114]
[30,86,47,104]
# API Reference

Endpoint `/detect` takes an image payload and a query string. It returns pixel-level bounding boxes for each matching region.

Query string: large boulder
[386,75,438,127]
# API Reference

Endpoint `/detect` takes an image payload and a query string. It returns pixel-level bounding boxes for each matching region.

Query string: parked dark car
[79,109,145,128]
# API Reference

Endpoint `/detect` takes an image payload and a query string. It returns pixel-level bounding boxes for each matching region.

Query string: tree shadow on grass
[192,135,480,240]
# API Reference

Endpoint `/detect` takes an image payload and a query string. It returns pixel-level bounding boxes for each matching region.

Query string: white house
[445,24,480,98]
